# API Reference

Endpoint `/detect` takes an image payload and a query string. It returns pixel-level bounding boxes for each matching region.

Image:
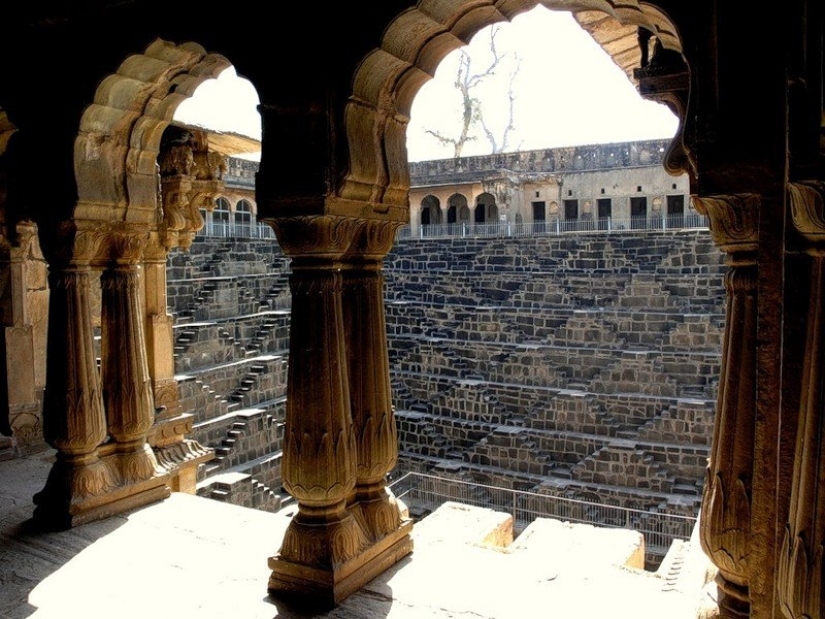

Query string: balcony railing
[388,471,697,567]
[194,215,706,243]
[196,221,277,239]
[399,213,708,241]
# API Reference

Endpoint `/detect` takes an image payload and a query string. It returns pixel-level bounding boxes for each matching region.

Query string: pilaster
[146,140,222,490]
[143,232,213,493]
[2,221,47,449]
[694,193,760,618]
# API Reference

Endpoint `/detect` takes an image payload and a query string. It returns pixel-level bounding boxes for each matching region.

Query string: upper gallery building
[1,2,824,618]
[407,138,694,234]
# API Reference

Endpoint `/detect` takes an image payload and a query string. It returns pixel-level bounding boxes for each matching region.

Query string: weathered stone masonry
[168,229,726,524]
[384,231,725,519]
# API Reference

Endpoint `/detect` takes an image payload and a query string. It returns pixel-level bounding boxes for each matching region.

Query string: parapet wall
[408,139,672,186]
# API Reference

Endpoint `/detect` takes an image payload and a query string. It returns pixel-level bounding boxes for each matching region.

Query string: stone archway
[34,38,242,528]
[271,0,695,607]
[264,5,689,597]
[341,0,688,218]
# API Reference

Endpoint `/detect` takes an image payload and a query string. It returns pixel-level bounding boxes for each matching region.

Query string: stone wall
[169,229,726,521]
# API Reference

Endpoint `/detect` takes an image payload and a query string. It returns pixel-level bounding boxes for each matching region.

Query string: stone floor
[1,450,719,619]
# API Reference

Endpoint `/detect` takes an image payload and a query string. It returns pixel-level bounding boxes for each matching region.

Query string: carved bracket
[693,194,760,258]
[789,180,825,243]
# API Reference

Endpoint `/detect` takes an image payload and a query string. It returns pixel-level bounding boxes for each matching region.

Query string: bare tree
[424,25,522,158]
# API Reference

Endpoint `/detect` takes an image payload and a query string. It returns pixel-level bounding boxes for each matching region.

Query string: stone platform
[1,451,717,619]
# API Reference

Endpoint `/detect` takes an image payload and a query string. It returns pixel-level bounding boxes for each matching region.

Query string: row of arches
[419,193,499,225]
[205,197,273,238]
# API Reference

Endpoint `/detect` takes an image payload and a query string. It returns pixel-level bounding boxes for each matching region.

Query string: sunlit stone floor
[1,451,718,619]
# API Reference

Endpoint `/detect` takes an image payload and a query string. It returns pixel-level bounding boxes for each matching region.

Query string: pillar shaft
[100,262,160,482]
[266,215,411,607]
[35,264,115,527]
[695,194,760,618]
[778,181,825,619]
[43,266,107,456]
[340,222,407,542]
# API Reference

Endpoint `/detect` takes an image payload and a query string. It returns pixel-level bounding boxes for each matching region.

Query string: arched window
[475,193,498,226]
[213,197,230,237]
[447,193,468,228]
[420,195,441,231]
[235,199,252,238]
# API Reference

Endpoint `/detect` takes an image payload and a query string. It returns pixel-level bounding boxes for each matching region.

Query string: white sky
[174,5,678,163]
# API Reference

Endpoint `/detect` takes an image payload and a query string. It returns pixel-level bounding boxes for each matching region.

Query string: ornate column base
[268,516,413,608]
[32,448,170,530]
[715,575,750,618]
[349,485,410,541]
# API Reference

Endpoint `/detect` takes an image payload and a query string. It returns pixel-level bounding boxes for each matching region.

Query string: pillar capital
[693,193,759,259]
[56,220,150,266]
[266,215,402,263]
[789,180,825,246]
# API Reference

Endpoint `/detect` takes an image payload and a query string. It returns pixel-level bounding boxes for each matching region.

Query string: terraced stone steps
[194,400,285,479]
[383,230,724,517]
[390,337,719,401]
[168,231,724,519]
[387,302,723,352]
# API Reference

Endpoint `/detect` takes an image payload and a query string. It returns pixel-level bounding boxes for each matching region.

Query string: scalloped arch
[340,0,683,213]
[74,38,233,223]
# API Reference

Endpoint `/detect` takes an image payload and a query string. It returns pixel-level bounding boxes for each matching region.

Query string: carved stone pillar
[778,181,825,619]
[340,220,411,545]
[34,261,114,528]
[35,224,171,529]
[695,194,760,618]
[266,215,411,607]
[100,232,164,487]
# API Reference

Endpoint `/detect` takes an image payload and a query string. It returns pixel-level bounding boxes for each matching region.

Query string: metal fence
[398,213,708,241]
[194,214,706,242]
[388,471,697,567]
